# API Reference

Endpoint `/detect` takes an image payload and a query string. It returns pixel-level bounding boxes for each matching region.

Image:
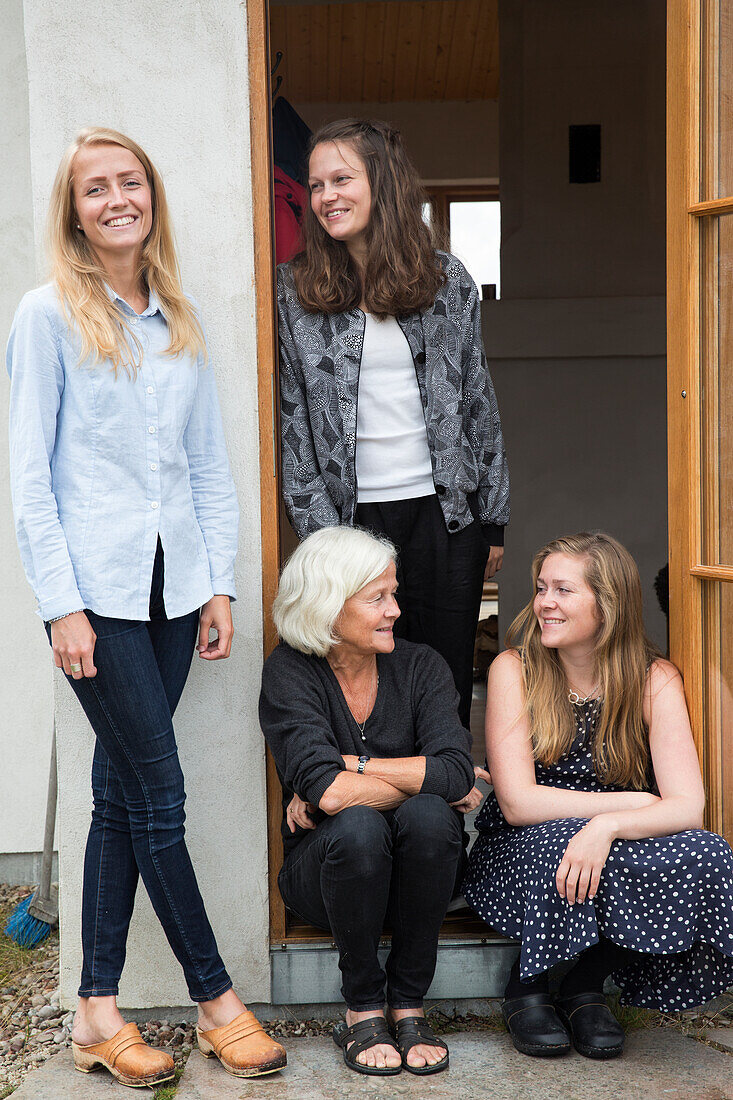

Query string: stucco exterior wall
[0,0,55,866]
[12,0,270,1008]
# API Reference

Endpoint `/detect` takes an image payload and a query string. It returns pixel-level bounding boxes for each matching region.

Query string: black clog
[501,993,571,1057]
[555,992,625,1059]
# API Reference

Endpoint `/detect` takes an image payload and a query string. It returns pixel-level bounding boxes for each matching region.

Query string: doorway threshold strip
[270,938,516,1004]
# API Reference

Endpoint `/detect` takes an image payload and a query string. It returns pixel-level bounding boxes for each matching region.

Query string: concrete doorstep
[9,1028,733,1100]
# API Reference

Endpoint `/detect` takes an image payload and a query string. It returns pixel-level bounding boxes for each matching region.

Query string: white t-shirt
[355,313,435,503]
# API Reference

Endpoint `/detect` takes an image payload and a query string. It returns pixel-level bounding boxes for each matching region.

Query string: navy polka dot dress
[462,700,733,1010]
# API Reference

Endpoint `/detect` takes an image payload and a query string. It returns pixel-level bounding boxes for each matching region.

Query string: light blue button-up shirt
[7,283,238,621]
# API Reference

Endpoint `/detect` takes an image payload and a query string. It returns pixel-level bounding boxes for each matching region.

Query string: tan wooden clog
[72,1021,175,1088]
[197,1009,287,1077]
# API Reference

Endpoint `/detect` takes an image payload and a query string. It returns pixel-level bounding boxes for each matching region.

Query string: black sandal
[391,1016,449,1076]
[332,1017,401,1076]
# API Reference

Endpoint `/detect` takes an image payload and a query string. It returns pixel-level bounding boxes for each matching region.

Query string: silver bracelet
[48,609,85,624]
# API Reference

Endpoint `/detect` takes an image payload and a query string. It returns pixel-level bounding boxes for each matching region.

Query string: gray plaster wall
[491,0,668,649]
[10,0,270,1008]
[0,1,56,863]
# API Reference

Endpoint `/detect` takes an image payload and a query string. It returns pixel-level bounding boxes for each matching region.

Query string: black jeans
[48,542,232,1002]
[278,794,465,1010]
[355,494,487,729]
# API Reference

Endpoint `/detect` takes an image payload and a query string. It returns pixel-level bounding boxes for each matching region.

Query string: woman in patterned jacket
[277,118,509,732]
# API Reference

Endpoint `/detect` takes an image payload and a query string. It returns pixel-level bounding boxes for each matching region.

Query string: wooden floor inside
[282,909,506,945]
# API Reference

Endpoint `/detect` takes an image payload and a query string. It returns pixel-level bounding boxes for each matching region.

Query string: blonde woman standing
[463,533,733,1061]
[6,128,285,1088]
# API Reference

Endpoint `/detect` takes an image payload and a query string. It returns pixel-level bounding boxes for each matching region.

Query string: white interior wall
[0,0,55,867]
[297,99,499,182]
[15,0,269,1009]
[492,0,668,649]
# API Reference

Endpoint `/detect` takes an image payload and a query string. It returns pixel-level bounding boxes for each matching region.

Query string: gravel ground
[0,885,65,1095]
[1,882,731,1095]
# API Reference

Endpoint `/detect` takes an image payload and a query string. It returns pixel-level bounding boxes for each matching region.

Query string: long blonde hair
[48,126,205,375]
[507,532,660,789]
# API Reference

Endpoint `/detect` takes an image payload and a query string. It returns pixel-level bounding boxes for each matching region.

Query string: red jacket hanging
[274,167,306,264]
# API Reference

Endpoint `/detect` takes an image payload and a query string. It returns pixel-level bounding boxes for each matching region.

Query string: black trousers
[278,795,465,1010]
[355,494,488,730]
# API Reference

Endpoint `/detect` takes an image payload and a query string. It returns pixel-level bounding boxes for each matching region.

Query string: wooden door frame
[667,0,733,835]
[666,0,707,780]
[246,0,288,940]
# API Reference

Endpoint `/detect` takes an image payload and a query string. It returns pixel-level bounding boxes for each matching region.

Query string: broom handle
[38,722,57,900]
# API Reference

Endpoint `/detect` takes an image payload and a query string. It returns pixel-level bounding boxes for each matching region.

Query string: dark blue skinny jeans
[48,543,232,1002]
[278,794,465,1011]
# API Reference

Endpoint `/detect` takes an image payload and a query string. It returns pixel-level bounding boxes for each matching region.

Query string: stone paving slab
[705,1027,733,1053]
[8,1049,139,1097]
[8,1029,733,1100]
[177,1030,733,1100]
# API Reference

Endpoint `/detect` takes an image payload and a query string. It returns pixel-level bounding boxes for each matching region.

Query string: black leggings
[505,937,632,999]
[355,494,487,730]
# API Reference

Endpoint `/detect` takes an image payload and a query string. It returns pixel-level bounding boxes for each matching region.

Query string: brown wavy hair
[507,532,660,790]
[291,118,445,317]
[48,126,206,376]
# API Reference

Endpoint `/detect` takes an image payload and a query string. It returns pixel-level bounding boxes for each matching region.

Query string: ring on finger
[70,662,82,673]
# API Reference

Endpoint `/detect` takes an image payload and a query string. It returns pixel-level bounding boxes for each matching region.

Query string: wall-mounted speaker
[569,124,601,183]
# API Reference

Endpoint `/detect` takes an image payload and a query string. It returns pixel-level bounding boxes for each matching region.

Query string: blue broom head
[4,893,52,948]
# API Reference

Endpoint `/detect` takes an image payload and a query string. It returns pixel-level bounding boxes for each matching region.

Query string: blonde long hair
[507,532,660,789]
[48,127,205,375]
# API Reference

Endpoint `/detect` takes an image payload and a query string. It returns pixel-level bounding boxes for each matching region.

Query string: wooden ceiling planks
[466,0,495,101]
[269,0,499,103]
[361,2,388,101]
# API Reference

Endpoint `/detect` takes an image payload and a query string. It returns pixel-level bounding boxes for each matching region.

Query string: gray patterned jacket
[276,251,510,543]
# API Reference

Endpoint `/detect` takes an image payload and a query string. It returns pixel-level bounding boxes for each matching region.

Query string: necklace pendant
[361,733,366,741]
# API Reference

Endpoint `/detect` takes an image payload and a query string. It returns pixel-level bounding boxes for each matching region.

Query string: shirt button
[148,426,156,434]
[436,485,446,496]
[146,386,155,395]
[151,501,159,510]
[448,520,460,531]
[150,463,158,472]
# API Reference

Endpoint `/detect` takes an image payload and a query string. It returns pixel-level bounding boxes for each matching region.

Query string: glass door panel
[695,1,733,841]
[700,214,733,565]
[701,0,733,200]
[703,582,733,837]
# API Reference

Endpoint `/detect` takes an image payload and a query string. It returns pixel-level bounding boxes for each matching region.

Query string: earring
[76,223,82,230]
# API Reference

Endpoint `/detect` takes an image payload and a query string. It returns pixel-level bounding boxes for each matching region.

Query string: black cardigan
[259,638,475,855]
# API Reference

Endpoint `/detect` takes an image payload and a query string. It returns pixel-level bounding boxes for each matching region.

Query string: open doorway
[270,0,503,754]
[266,0,505,946]
[256,0,669,957]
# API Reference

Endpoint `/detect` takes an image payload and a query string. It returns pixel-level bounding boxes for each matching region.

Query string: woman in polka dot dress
[462,532,733,1060]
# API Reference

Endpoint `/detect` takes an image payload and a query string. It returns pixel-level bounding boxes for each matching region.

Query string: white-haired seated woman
[259,526,481,1078]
